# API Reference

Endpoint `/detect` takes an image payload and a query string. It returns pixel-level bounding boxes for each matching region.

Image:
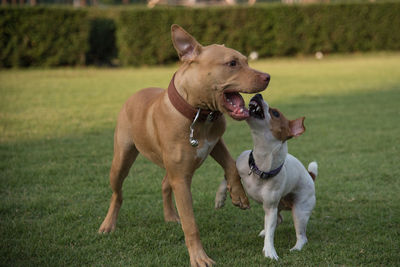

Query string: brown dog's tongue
[228,93,245,107]
[231,93,249,118]
[224,92,250,120]
[233,106,249,117]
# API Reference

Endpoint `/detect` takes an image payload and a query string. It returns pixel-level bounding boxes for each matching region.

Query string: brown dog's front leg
[168,172,215,267]
[162,174,180,223]
[210,138,250,209]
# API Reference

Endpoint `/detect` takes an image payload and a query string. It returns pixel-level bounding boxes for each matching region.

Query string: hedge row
[117,2,400,65]
[0,8,89,67]
[1,2,400,67]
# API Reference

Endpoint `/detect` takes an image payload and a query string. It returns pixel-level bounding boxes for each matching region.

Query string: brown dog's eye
[228,60,237,67]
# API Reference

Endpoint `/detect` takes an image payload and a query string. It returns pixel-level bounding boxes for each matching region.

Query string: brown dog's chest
[128,89,226,171]
[192,119,225,165]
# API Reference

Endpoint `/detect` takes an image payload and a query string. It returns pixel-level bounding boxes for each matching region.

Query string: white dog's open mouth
[249,94,265,119]
[222,92,250,121]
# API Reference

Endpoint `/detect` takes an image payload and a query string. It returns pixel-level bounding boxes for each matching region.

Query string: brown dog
[98,25,270,266]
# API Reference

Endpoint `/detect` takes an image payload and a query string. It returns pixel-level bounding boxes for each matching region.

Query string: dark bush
[86,18,117,66]
[0,7,89,68]
[1,2,400,68]
[116,2,400,66]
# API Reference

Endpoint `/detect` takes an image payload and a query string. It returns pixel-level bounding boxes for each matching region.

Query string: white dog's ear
[289,117,306,137]
[171,24,202,62]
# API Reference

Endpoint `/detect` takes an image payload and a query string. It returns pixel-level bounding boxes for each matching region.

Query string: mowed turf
[1,53,399,266]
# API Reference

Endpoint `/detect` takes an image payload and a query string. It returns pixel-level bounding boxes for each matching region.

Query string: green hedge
[86,17,117,66]
[0,8,89,67]
[1,2,400,68]
[117,2,400,65]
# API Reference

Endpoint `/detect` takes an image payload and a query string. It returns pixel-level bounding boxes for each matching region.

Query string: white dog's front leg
[214,179,227,209]
[262,206,279,260]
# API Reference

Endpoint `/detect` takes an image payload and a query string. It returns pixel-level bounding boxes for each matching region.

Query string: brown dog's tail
[307,161,318,182]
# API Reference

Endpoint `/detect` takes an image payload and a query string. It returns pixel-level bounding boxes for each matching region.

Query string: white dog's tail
[307,161,318,182]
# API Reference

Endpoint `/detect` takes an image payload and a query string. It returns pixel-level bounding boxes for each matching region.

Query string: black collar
[248,150,284,180]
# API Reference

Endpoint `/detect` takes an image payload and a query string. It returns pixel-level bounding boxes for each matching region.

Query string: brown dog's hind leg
[210,139,250,209]
[162,174,180,223]
[99,126,138,233]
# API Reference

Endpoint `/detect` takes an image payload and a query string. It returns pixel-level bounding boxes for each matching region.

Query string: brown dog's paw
[231,193,250,210]
[98,214,119,233]
[189,251,215,267]
[228,184,250,210]
[98,221,116,234]
[164,213,180,224]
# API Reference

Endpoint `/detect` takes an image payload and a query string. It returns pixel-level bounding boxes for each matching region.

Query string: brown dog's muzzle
[253,71,271,93]
[221,70,270,121]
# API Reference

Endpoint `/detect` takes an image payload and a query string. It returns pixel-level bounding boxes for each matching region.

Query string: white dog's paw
[263,247,279,260]
[214,198,226,209]
[214,180,227,209]
[290,246,301,252]
[290,238,307,252]
[277,213,283,225]
[258,230,265,237]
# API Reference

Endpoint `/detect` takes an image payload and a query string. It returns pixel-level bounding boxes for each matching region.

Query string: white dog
[215,94,317,260]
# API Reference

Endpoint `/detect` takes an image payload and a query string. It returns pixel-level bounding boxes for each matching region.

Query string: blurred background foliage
[1,1,400,67]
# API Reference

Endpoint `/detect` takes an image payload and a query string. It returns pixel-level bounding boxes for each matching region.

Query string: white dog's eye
[271,109,280,118]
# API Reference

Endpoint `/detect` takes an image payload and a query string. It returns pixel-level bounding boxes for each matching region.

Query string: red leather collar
[167,73,220,121]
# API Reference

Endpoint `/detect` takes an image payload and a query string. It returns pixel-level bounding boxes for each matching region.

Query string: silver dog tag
[189,109,201,147]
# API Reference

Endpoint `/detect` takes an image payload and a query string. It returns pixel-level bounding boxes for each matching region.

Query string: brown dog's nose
[251,71,271,92]
[259,73,270,89]
[263,73,271,83]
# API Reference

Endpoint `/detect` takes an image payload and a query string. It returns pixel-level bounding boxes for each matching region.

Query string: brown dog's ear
[171,24,202,62]
[289,117,306,138]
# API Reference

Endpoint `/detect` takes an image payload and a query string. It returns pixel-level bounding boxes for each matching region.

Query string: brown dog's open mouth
[223,92,250,120]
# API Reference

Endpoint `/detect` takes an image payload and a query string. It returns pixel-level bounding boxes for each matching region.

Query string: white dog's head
[247,94,306,143]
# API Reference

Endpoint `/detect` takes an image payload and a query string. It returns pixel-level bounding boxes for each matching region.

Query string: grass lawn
[1,52,399,266]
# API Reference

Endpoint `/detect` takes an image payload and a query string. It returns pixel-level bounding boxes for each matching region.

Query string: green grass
[1,52,400,266]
